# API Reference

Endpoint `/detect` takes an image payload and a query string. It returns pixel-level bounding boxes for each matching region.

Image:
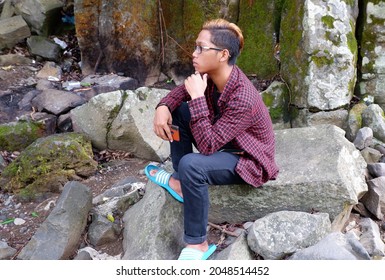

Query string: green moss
[237,0,279,78]
[262,92,283,121]
[262,93,275,108]
[360,4,385,73]
[279,0,307,103]
[348,77,356,94]
[1,133,97,201]
[343,0,356,7]
[183,0,206,42]
[269,107,284,121]
[0,121,45,151]
[346,27,357,55]
[321,15,335,29]
[363,59,375,73]
[311,54,334,68]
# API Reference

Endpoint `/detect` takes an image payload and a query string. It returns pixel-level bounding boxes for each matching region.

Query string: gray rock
[26,36,62,61]
[93,177,138,205]
[18,89,40,110]
[209,125,367,223]
[72,87,170,162]
[281,0,357,111]
[17,181,92,259]
[247,211,331,260]
[260,81,291,130]
[354,127,373,150]
[80,73,139,100]
[367,163,385,178]
[0,0,14,20]
[0,15,30,50]
[88,214,121,247]
[359,1,385,109]
[359,218,385,258]
[36,61,62,80]
[346,103,368,141]
[214,232,255,260]
[360,176,385,220]
[121,181,184,260]
[71,90,123,150]
[0,154,6,172]
[93,180,143,217]
[360,147,382,164]
[289,232,371,260]
[73,250,93,260]
[0,54,32,66]
[294,109,349,130]
[0,241,16,260]
[14,0,63,36]
[31,89,85,115]
[362,104,385,143]
[108,87,170,161]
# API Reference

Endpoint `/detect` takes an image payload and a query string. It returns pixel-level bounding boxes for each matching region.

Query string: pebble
[19,227,28,234]
[13,218,26,225]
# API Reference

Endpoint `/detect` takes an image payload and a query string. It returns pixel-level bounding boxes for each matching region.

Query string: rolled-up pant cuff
[184,233,207,245]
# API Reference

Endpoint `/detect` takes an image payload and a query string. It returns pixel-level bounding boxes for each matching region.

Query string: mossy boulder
[280,0,357,111]
[346,102,368,141]
[0,133,98,201]
[261,81,291,129]
[0,121,46,151]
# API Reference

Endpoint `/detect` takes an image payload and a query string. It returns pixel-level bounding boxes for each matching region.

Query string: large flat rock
[209,125,368,223]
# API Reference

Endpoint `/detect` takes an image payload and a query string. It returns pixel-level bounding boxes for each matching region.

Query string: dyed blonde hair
[202,19,244,64]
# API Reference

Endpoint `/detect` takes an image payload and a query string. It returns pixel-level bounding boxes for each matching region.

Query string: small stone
[13,218,26,225]
[19,227,28,234]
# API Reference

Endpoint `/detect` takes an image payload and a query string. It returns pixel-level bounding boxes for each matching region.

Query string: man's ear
[219,49,231,62]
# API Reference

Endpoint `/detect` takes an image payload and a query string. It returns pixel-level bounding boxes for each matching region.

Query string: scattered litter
[0,218,15,225]
[13,218,26,225]
[53,37,68,49]
[1,66,14,71]
[62,81,92,91]
[363,95,374,105]
[77,247,121,260]
[107,213,115,223]
[44,200,56,211]
[63,80,81,90]
[31,212,39,218]
[47,76,60,82]
[62,15,75,25]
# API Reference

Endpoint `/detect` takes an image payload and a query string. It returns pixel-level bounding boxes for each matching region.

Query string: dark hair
[202,19,244,65]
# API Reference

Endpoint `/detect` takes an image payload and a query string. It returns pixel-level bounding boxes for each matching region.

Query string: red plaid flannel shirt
[158,66,279,187]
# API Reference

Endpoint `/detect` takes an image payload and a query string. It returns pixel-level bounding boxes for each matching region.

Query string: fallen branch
[208,222,240,237]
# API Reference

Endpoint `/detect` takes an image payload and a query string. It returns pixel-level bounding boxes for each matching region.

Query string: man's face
[192,30,223,74]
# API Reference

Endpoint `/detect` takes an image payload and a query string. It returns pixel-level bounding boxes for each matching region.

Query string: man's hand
[153,105,174,142]
[184,72,208,99]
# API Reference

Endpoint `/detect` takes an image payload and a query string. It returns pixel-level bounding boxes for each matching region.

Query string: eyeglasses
[194,45,224,54]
